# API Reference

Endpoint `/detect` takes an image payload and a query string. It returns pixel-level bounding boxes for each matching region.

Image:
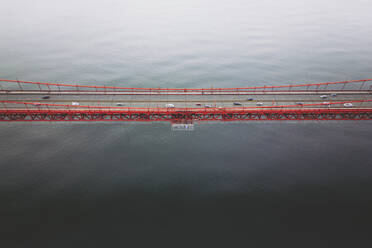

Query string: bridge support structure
[1,78,372,123]
[1,109,371,122]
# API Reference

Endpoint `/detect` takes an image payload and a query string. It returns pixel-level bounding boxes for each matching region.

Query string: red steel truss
[1,78,372,122]
[1,109,371,122]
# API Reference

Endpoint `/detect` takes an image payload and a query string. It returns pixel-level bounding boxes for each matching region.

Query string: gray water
[1,0,372,247]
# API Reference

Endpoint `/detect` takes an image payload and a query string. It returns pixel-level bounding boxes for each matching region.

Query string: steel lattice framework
[1,78,372,122]
[1,109,372,122]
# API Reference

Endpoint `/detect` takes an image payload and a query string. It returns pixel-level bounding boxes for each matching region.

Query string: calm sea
[1,0,372,247]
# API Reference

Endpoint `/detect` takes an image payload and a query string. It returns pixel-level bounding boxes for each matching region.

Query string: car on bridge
[165,103,175,108]
[344,103,353,107]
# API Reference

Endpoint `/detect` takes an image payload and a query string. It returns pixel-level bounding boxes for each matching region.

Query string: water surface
[1,0,372,247]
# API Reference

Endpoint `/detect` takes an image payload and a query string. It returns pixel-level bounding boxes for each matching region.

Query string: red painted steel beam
[1,109,371,122]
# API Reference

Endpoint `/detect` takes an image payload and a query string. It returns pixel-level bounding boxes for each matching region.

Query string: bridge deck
[1,90,372,109]
[1,79,372,122]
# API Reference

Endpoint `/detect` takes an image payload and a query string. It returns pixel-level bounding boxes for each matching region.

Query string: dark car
[42,96,50,99]
[233,102,242,105]
[247,98,254,101]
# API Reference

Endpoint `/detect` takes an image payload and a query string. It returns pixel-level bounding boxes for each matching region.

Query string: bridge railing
[1,78,372,93]
[1,99,372,112]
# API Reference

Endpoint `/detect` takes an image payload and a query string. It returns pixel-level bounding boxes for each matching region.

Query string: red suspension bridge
[1,78,372,123]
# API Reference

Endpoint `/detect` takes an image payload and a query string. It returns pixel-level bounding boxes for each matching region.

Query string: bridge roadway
[1,90,372,109]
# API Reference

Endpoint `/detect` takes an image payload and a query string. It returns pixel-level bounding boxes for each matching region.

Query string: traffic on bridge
[1,78,372,123]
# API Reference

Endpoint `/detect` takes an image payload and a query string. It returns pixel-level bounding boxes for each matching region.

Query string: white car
[256,102,263,106]
[344,103,353,108]
[116,103,124,106]
[205,105,212,108]
[72,102,79,106]
[320,95,328,99]
[165,103,175,108]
